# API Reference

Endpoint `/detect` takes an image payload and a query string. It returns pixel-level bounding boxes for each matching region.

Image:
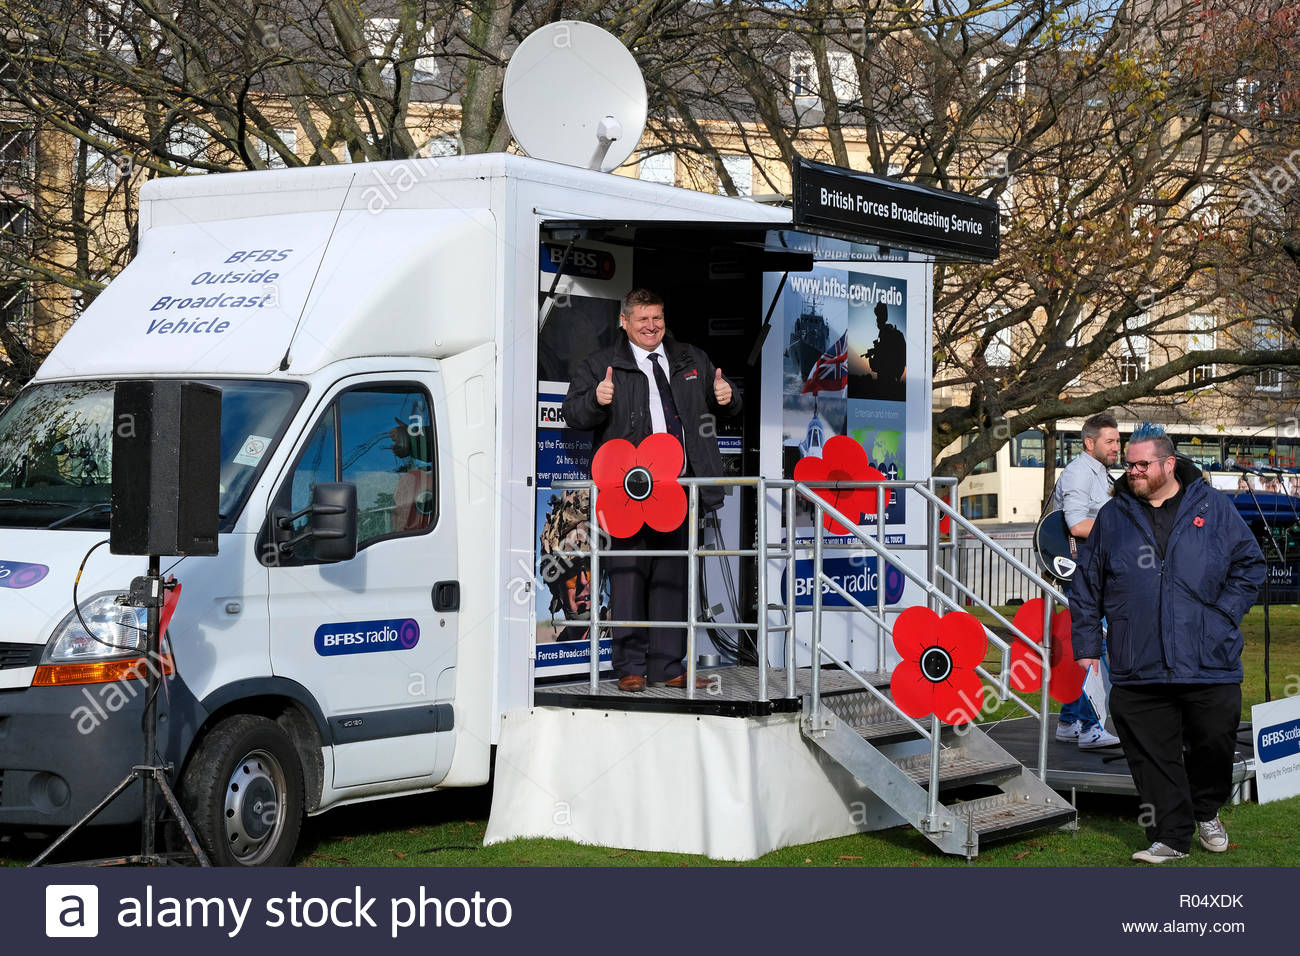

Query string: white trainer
[1132,841,1188,864]
[1055,719,1082,742]
[1197,816,1229,852]
[1078,725,1122,749]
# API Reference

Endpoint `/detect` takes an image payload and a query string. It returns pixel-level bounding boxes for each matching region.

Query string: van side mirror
[276,482,358,563]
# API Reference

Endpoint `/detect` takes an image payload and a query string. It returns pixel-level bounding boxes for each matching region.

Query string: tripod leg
[27,769,141,867]
[154,772,211,866]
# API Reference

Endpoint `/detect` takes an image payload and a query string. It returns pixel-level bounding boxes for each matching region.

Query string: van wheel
[178,714,304,866]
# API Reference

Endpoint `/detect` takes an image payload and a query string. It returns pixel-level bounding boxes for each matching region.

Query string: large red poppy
[1006,599,1086,703]
[793,435,886,534]
[590,433,687,538]
[890,606,988,724]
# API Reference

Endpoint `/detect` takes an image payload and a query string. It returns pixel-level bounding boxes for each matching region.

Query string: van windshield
[0,380,304,531]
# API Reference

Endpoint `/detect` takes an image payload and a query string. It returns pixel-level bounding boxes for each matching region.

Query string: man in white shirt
[1048,412,1122,749]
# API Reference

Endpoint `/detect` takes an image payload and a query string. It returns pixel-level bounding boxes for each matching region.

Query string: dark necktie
[648,353,684,445]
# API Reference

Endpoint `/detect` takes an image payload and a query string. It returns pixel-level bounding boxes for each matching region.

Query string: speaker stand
[28,558,210,867]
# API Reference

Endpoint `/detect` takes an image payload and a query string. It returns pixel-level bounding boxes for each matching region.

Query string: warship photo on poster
[785,294,831,380]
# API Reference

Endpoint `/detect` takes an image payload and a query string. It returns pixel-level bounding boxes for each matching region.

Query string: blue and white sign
[1252,695,1300,804]
[536,639,611,668]
[315,618,420,656]
[780,556,907,608]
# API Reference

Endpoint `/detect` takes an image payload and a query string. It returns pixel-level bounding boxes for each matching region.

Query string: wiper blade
[0,497,66,507]
[48,502,112,530]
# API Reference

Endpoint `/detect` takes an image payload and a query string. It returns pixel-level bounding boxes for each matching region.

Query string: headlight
[44,591,148,663]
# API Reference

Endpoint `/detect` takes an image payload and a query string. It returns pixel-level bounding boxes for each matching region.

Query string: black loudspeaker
[111,381,222,556]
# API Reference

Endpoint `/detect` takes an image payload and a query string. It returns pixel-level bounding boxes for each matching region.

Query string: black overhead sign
[793,156,1001,263]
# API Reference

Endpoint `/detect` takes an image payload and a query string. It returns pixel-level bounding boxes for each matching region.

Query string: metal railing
[550,472,1070,789]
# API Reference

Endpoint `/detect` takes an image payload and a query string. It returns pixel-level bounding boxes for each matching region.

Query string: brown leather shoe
[617,674,647,693]
[662,673,709,689]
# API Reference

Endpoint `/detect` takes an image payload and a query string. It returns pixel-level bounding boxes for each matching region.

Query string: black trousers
[1109,682,1241,853]
[607,524,687,682]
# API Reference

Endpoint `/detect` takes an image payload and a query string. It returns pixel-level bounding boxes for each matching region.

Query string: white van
[0,153,798,864]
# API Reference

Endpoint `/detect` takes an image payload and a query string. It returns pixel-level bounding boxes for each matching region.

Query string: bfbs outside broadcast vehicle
[0,153,791,865]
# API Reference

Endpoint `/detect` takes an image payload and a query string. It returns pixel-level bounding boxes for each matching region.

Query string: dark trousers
[607,524,687,682]
[1109,682,1241,853]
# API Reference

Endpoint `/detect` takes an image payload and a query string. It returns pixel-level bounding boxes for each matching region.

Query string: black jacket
[1070,456,1265,685]
[562,334,741,510]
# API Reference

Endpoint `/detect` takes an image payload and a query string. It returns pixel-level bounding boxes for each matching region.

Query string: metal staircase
[805,679,1074,858]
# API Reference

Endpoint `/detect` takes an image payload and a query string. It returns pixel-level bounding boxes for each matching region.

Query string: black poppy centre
[623,465,654,501]
[920,645,953,682]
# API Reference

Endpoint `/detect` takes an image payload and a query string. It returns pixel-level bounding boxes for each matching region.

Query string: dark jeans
[1110,682,1241,853]
[606,524,688,682]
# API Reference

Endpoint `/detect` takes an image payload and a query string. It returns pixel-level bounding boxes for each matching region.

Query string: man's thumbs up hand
[596,366,615,406]
[713,367,733,406]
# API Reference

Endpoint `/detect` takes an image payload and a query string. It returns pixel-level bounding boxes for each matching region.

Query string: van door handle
[432,580,460,611]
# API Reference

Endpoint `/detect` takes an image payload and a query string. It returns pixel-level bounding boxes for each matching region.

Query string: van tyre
[178,714,304,866]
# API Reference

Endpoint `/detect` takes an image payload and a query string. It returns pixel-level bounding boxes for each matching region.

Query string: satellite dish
[503,21,647,172]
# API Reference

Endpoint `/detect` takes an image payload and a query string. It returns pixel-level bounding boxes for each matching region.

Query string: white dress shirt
[628,340,669,435]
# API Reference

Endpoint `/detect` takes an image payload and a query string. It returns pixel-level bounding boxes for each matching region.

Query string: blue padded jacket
[1070,457,1265,685]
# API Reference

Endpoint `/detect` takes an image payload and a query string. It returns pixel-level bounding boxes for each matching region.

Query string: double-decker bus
[954,420,1300,528]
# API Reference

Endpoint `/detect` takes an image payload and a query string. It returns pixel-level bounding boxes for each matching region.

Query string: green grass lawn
[4,606,1297,868]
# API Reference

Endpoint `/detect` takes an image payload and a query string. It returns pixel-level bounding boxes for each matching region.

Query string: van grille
[0,643,41,670]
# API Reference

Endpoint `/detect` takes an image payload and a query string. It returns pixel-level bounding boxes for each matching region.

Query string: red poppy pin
[1193,516,1205,527]
[1006,599,1086,703]
[890,607,988,724]
[590,433,687,538]
[793,435,887,534]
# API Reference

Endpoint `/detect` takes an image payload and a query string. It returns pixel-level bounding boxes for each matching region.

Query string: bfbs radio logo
[46,885,98,937]
[315,618,420,657]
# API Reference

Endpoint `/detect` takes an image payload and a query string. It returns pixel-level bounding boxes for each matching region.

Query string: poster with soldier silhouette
[781,268,907,528]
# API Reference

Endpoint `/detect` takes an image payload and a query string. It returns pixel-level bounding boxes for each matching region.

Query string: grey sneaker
[1197,817,1229,852]
[1132,841,1189,864]
[1078,725,1122,749]
[1055,719,1082,741]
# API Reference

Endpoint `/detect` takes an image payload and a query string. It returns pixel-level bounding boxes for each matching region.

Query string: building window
[984,308,1011,366]
[365,18,440,78]
[1119,314,1149,385]
[986,153,1014,219]
[0,124,32,180]
[167,123,209,170]
[255,128,298,169]
[1254,319,1283,391]
[718,155,752,196]
[977,57,1027,100]
[1187,312,1215,385]
[83,127,128,187]
[638,151,674,186]
[789,51,859,102]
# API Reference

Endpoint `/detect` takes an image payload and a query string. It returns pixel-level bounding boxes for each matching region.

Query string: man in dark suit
[562,289,741,692]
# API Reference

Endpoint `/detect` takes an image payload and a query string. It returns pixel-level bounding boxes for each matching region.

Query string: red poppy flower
[890,607,988,724]
[1006,599,1085,703]
[590,433,686,538]
[793,435,886,534]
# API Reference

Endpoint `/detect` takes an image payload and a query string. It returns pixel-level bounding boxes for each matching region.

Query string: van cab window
[0,379,303,531]
[284,385,436,554]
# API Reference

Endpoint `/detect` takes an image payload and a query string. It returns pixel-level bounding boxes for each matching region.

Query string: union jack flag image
[801,332,848,394]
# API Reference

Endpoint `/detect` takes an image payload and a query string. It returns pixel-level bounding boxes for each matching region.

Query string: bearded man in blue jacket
[1071,424,1264,864]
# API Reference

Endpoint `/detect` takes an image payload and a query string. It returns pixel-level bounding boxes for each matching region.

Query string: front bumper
[0,673,200,828]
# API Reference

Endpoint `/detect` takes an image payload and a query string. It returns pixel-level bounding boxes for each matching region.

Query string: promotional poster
[532,243,629,676]
[781,266,909,528]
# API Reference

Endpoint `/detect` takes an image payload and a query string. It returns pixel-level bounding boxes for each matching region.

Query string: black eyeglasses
[1123,458,1170,472]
